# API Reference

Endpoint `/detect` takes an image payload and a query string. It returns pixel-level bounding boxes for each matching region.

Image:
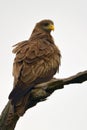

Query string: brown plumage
[9,19,61,116]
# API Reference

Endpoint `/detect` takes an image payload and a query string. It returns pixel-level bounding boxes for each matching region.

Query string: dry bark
[0,70,87,130]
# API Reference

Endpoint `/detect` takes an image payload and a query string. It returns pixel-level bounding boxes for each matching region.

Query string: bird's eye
[43,23,49,26]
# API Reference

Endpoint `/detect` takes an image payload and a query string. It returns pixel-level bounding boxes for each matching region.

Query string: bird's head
[35,19,54,33]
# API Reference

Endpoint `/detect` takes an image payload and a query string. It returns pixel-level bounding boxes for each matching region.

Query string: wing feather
[10,37,61,105]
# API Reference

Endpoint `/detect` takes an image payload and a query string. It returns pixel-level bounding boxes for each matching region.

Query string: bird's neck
[29,29,54,44]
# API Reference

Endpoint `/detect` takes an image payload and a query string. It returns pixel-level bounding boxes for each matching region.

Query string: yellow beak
[48,24,55,31]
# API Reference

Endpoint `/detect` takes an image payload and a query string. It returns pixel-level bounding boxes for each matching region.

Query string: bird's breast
[42,51,60,75]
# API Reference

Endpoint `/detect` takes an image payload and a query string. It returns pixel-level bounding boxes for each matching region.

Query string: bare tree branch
[0,70,87,130]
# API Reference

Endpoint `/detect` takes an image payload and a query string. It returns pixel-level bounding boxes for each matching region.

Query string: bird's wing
[12,39,54,84]
[9,39,60,104]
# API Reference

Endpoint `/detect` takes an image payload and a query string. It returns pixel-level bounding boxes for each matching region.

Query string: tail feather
[9,82,34,105]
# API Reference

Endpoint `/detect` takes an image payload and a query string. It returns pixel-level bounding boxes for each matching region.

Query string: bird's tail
[9,81,35,106]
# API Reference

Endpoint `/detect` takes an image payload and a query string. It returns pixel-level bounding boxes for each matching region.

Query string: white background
[0,0,87,130]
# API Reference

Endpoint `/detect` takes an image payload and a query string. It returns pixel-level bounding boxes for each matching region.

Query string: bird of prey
[9,19,61,116]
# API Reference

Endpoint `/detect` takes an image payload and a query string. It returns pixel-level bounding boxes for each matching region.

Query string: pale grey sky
[0,0,87,130]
